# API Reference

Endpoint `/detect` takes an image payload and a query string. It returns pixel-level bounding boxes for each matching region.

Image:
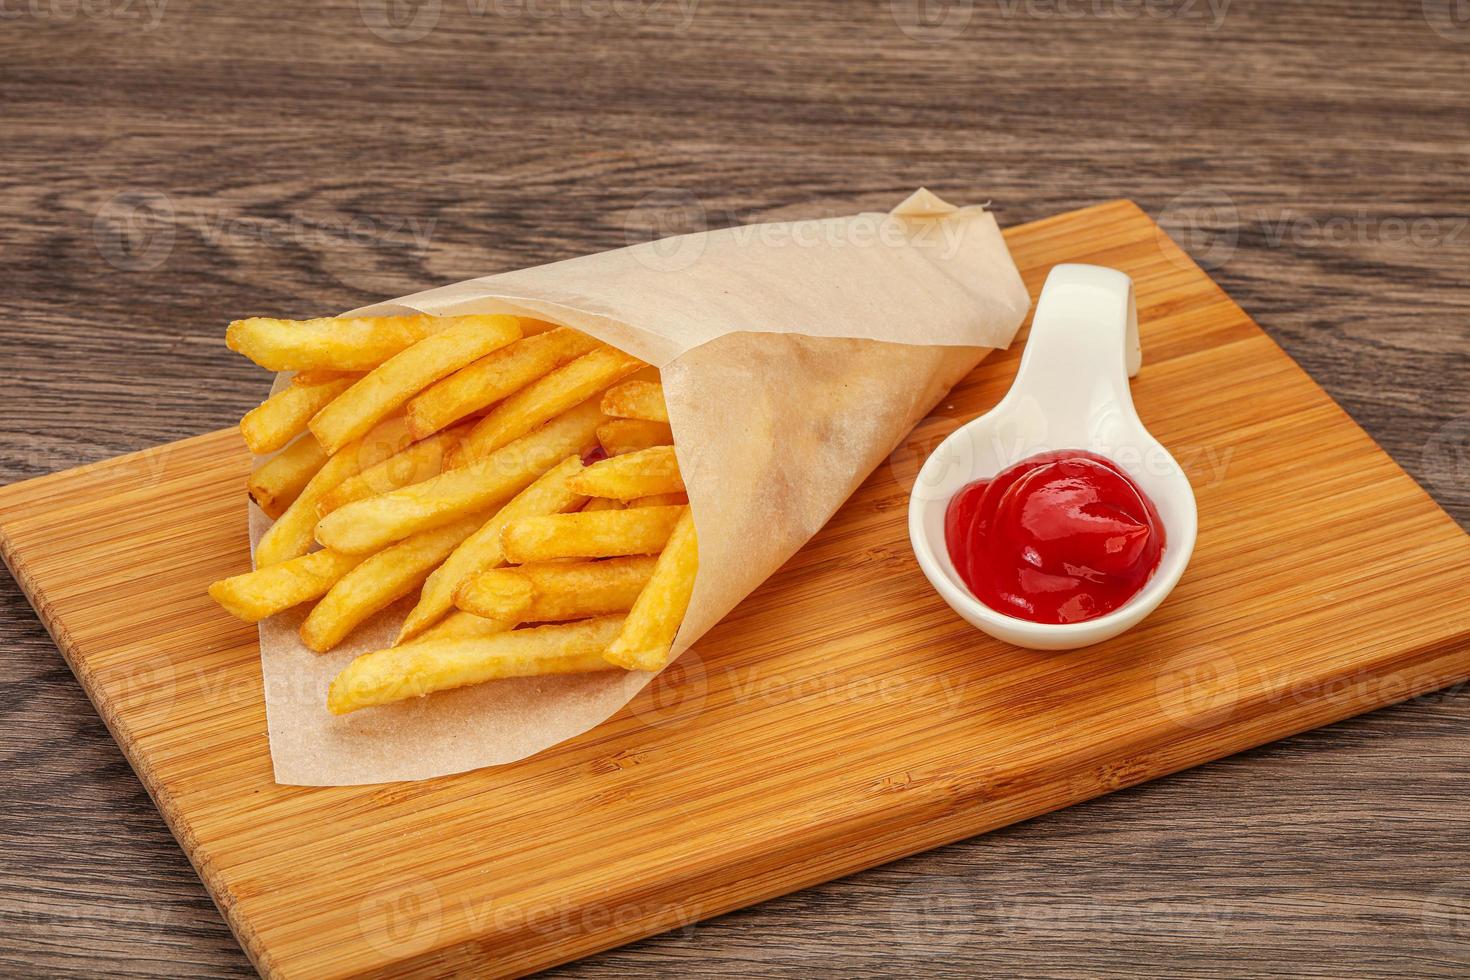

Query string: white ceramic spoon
[908,263,1198,650]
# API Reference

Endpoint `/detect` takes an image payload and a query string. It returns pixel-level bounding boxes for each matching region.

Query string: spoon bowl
[908,263,1197,650]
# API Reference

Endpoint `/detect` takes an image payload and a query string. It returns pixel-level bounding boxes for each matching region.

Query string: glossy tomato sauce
[944,450,1164,625]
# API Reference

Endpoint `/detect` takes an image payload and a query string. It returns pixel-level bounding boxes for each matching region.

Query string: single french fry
[317,422,471,516]
[568,445,683,500]
[226,315,455,372]
[600,380,668,423]
[328,616,625,714]
[405,328,601,440]
[581,496,625,512]
[248,434,327,519]
[457,556,656,623]
[454,570,534,622]
[396,456,588,644]
[460,346,644,463]
[500,504,684,564]
[254,416,415,567]
[314,398,605,555]
[604,508,698,671]
[291,369,360,387]
[208,550,366,624]
[309,315,523,455]
[630,492,688,507]
[409,611,514,644]
[299,514,489,653]
[596,418,674,457]
[240,375,358,455]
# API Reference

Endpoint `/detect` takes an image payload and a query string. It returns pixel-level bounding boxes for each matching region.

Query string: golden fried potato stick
[291,369,359,387]
[239,374,358,455]
[568,445,683,500]
[596,418,674,457]
[208,549,366,623]
[226,315,456,372]
[410,611,513,644]
[500,504,685,564]
[248,434,327,520]
[396,455,588,644]
[254,416,415,567]
[314,398,605,555]
[456,556,656,623]
[600,380,668,423]
[328,615,625,714]
[309,315,523,455]
[630,492,688,507]
[317,422,471,516]
[405,328,600,440]
[299,513,490,653]
[604,507,699,671]
[581,496,625,512]
[459,346,644,463]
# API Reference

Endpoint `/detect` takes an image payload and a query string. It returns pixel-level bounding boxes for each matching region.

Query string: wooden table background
[1,1,1467,976]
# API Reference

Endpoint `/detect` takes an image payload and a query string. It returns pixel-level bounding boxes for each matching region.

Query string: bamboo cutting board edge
[0,479,271,972]
[2,199,1468,979]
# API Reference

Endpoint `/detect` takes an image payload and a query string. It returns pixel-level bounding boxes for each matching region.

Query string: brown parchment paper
[253,189,1031,785]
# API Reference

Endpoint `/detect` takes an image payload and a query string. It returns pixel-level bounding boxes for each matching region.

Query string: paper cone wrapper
[252,190,1030,785]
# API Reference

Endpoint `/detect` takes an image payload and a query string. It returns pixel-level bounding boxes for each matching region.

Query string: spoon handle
[1008,263,1141,424]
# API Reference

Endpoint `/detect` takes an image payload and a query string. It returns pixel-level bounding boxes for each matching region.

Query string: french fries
[459,346,644,463]
[396,456,587,644]
[253,416,416,567]
[405,328,600,439]
[456,556,655,623]
[248,434,327,519]
[240,374,358,455]
[309,315,522,454]
[630,492,688,507]
[317,422,471,516]
[569,445,683,500]
[411,611,513,644]
[328,616,625,714]
[596,418,674,457]
[210,312,704,714]
[208,549,366,623]
[314,398,604,555]
[500,505,685,563]
[300,514,489,653]
[227,315,453,372]
[601,380,668,423]
[604,508,699,671]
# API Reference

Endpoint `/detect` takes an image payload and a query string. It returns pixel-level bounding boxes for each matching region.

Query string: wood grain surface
[1,1,1467,977]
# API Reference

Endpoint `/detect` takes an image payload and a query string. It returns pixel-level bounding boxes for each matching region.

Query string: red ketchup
[944,450,1165,625]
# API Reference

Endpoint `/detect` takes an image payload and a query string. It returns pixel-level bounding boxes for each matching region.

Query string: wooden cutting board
[2,200,1467,979]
